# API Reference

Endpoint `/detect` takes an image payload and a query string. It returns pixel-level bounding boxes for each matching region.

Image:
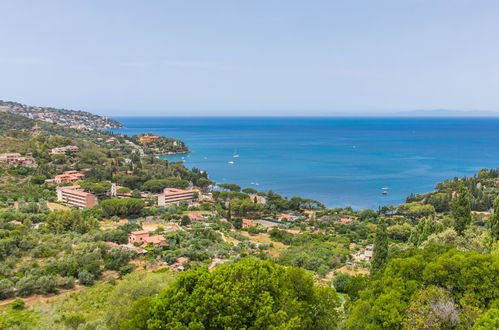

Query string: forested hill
[0,100,123,129]
[0,112,188,155]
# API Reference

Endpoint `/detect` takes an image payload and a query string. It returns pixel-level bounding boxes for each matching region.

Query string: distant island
[394,109,499,117]
[0,100,124,129]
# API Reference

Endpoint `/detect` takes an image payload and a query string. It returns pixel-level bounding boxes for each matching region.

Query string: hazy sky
[1,0,499,116]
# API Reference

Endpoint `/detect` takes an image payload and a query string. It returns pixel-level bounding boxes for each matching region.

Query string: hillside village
[0,109,497,328]
[0,100,123,130]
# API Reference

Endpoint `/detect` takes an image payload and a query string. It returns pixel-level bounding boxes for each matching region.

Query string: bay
[111,117,499,209]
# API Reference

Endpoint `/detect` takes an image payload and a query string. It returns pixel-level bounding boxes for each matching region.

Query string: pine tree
[370,219,388,275]
[450,184,472,235]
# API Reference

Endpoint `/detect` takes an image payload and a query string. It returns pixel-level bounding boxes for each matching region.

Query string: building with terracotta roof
[0,153,36,167]
[54,170,85,184]
[242,218,256,228]
[128,230,167,247]
[340,218,353,225]
[139,135,159,144]
[249,195,267,204]
[50,145,79,155]
[56,185,98,208]
[157,188,198,206]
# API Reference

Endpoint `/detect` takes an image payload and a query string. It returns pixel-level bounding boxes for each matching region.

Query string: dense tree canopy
[100,198,145,217]
[123,258,340,329]
[347,246,499,329]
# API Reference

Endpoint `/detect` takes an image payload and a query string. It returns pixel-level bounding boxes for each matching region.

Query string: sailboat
[228,161,235,165]
[232,149,240,158]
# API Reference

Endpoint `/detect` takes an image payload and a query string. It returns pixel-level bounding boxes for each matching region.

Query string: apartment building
[157,188,197,206]
[56,185,98,208]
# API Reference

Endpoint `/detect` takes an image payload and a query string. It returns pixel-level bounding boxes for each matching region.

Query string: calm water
[111,117,499,209]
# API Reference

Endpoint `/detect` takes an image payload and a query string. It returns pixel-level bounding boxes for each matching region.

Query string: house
[249,195,267,204]
[188,214,205,221]
[9,220,23,226]
[277,213,299,221]
[0,153,36,167]
[143,235,167,247]
[340,218,353,225]
[242,218,256,228]
[157,188,198,206]
[53,170,85,184]
[56,185,98,208]
[128,230,167,247]
[171,257,189,270]
[50,145,79,155]
[128,230,150,244]
[139,135,159,144]
[106,137,116,143]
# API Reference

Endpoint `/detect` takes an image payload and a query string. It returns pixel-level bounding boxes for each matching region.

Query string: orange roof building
[139,135,159,144]
[242,218,256,228]
[128,230,167,247]
[54,170,85,184]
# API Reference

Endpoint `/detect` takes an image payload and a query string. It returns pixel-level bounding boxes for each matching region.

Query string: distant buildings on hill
[0,153,37,167]
[50,145,79,155]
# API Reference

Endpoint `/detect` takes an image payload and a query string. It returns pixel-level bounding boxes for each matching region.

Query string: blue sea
[111,117,499,209]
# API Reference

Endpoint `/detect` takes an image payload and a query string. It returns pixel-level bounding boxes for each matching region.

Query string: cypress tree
[490,196,499,242]
[450,184,472,235]
[370,219,388,275]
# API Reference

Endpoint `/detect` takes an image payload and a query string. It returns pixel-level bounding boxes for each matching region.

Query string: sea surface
[111,117,499,209]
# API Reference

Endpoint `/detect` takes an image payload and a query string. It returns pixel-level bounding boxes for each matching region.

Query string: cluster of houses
[48,170,200,209]
[351,244,373,263]
[50,145,79,155]
[0,153,37,167]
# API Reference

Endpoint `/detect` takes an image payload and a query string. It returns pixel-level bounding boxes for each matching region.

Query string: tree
[46,210,98,234]
[408,217,444,247]
[489,196,499,242]
[0,279,15,299]
[124,258,340,329]
[104,248,134,270]
[180,215,191,226]
[333,273,351,293]
[104,271,176,327]
[404,286,460,329]
[388,223,413,242]
[78,269,94,286]
[371,219,388,275]
[100,198,145,217]
[242,188,258,194]
[450,184,472,235]
[347,246,498,329]
[218,183,241,192]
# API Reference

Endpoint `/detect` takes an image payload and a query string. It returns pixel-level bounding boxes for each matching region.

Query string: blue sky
[1,0,499,116]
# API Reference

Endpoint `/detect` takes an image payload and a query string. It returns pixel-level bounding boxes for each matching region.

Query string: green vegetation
[124,258,340,329]
[0,106,497,329]
[346,246,498,329]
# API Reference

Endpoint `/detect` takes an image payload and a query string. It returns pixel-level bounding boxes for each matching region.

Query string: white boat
[233,154,240,158]
[228,161,235,165]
